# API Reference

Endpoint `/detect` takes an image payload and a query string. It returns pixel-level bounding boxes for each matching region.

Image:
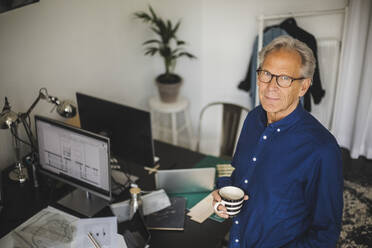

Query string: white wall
[199,0,347,154]
[0,0,347,169]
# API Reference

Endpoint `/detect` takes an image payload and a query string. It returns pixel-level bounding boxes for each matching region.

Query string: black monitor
[76,92,155,167]
[35,115,112,217]
[0,0,39,14]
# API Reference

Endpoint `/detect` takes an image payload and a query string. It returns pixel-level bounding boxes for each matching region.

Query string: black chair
[196,102,249,159]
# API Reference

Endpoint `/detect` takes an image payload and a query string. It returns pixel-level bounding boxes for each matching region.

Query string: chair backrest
[196,102,249,159]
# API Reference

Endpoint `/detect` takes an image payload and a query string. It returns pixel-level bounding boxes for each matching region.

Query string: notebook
[145,197,186,231]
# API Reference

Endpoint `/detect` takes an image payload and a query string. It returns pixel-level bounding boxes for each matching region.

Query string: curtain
[331,0,372,159]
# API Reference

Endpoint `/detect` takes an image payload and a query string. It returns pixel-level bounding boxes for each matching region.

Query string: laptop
[155,167,216,194]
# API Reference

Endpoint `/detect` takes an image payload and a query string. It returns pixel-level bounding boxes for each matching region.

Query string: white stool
[149,96,193,149]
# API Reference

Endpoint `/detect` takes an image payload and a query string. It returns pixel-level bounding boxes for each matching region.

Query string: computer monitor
[76,92,155,167]
[35,115,111,217]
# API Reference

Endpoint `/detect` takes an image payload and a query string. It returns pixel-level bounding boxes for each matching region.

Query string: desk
[0,140,231,248]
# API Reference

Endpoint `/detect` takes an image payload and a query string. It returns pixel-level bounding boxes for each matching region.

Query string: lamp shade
[0,110,18,129]
[56,100,77,118]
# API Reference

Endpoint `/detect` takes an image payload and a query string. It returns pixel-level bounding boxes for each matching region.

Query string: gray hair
[258,35,316,79]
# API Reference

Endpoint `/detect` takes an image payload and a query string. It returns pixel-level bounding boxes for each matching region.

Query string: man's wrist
[216,176,232,189]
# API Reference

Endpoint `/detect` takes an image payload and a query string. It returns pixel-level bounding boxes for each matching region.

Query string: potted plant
[134,5,196,103]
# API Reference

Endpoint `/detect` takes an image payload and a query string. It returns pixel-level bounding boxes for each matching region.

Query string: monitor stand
[58,189,109,217]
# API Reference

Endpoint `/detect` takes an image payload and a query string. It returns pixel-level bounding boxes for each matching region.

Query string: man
[212,35,343,247]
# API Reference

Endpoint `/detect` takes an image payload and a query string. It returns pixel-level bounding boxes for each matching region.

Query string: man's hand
[212,189,229,218]
[212,189,249,219]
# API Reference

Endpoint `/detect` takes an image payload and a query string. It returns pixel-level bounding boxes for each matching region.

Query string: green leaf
[159,46,172,57]
[177,40,186,46]
[145,47,159,56]
[157,19,169,43]
[134,12,152,23]
[148,5,158,21]
[134,5,197,68]
[150,27,161,36]
[173,21,181,35]
[167,20,172,35]
[143,39,161,45]
[177,52,197,59]
[171,48,182,55]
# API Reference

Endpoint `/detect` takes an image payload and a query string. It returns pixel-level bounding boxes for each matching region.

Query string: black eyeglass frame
[256,69,306,88]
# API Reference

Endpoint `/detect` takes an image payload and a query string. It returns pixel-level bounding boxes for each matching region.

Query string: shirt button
[244,179,248,184]
[235,239,239,243]
[252,157,257,162]
[235,220,239,224]
[263,135,267,140]
[277,128,281,132]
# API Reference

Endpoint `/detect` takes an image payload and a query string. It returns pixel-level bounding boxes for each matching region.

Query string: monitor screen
[0,0,39,14]
[35,115,111,201]
[76,92,155,167]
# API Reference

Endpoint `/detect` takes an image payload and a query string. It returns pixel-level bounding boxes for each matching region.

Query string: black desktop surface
[0,169,2,214]
[0,140,231,248]
[76,92,155,167]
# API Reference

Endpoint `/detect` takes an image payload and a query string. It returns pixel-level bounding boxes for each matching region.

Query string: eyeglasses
[256,69,305,88]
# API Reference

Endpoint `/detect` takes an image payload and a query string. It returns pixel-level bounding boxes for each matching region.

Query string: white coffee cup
[214,186,245,217]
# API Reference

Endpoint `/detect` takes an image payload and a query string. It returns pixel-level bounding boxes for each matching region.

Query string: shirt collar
[258,103,305,131]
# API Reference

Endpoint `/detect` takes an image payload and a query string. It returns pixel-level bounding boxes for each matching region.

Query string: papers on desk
[166,164,232,224]
[216,164,235,177]
[187,192,214,223]
[110,199,131,223]
[142,189,171,216]
[74,216,118,248]
[6,206,78,248]
[110,189,171,223]
[0,206,127,248]
[183,164,233,224]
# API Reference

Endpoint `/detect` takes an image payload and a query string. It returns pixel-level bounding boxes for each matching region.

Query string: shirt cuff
[216,176,232,189]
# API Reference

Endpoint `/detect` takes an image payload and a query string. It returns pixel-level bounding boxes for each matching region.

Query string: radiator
[311,39,340,129]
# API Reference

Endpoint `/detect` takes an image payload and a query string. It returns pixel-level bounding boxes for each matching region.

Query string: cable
[110,160,134,194]
[111,155,135,187]
[10,127,31,146]
[119,161,136,187]
[111,173,127,192]
[27,114,31,129]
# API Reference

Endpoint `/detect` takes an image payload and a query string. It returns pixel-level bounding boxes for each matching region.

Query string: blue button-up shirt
[217,104,343,248]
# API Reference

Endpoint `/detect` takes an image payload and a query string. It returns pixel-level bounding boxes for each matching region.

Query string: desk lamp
[0,88,77,184]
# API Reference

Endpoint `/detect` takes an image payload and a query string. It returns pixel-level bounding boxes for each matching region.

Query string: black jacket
[280,18,325,111]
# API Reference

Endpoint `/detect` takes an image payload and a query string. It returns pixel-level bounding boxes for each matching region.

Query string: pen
[144,164,160,174]
[87,232,101,248]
